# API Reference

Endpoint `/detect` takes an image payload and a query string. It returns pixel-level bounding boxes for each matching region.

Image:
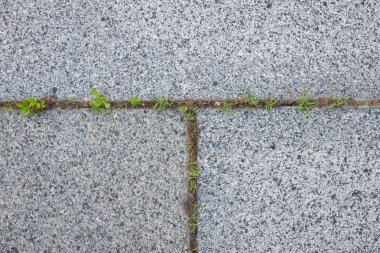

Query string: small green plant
[130,97,142,108]
[189,204,199,233]
[219,101,236,114]
[90,88,111,115]
[191,247,198,253]
[189,163,200,179]
[189,181,198,193]
[330,98,347,108]
[265,97,278,112]
[16,97,46,117]
[153,96,173,113]
[243,90,261,107]
[297,93,319,121]
[179,106,197,121]
[188,163,200,193]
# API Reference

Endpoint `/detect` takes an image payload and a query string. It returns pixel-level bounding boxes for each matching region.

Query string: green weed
[243,90,261,107]
[297,93,319,121]
[16,97,46,117]
[189,181,198,193]
[265,97,278,112]
[153,96,173,113]
[179,106,197,121]
[330,98,347,108]
[90,88,111,115]
[130,97,142,108]
[219,101,236,114]
[189,204,199,233]
[189,163,200,179]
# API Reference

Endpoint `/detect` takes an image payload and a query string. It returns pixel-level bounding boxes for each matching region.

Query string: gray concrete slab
[0,109,189,252]
[1,1,379,100]
[198,108,380,253]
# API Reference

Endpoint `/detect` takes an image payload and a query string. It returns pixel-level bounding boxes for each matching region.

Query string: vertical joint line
[187,113,200,252]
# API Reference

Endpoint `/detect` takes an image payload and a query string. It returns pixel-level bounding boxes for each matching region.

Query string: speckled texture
[0,110,189,252]
[198,109,380,253]
[1,1,379,99]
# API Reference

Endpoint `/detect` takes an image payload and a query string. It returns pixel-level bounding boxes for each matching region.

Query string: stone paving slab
[1,1,379,100]
[198,109,380,253]
[0,110,189,252]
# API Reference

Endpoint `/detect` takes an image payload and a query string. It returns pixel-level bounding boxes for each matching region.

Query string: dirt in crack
[2,97,380,110]
[186,115,200,252]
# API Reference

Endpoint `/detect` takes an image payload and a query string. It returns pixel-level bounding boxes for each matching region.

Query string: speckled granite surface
[0,110,189,252]
[1,1,379,99]
[198,109,380,253]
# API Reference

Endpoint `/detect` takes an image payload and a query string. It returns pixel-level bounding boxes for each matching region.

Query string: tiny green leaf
[90,88,111,115]
[130,97,142,108]
[330,98,347,108]
[297,92,319,122]
[265,97,278,112]
[17,97,46,117]
[179,106,197,121]
[153,95,173,113]
[243,89,261,107]
[219,101,236,114]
